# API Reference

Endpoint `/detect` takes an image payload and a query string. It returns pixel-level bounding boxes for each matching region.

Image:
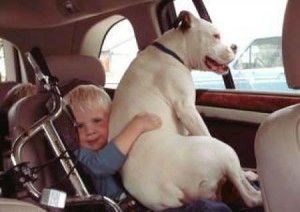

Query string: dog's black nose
[231,44,237,53]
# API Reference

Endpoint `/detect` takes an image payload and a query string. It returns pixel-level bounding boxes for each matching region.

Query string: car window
[233,37,283,70]
[99,19,138,89]
[174,0,297,93]
[0,38,7,82]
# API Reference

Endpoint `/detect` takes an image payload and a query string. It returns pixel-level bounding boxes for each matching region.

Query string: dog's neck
[152,42,185,65]
[155,29,190,68]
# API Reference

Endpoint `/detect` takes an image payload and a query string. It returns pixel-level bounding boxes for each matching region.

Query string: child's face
[73,105,109,151]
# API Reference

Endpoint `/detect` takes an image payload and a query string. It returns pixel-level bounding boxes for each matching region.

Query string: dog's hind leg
[224,148,262,207]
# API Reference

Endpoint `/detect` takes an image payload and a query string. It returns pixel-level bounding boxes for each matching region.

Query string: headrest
[282,0,300,88]
[45,55,105,88]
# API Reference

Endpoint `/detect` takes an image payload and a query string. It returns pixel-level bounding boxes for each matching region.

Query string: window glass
[0,38,7,82]
[99,19,138,88]
[174,0,296,93]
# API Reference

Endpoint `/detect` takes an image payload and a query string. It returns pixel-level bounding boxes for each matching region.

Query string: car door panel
[196,89,300,168]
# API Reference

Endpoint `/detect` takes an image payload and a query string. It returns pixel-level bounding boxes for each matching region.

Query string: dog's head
[174,11,236,74]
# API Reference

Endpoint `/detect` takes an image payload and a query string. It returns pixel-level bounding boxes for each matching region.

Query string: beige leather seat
[0,198,46,212]
[255,0,300,211]
[7,55,105,202]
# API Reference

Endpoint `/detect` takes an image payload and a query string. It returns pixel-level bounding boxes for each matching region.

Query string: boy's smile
[73,105,110,151]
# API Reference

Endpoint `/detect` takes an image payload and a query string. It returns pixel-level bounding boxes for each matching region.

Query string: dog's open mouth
[205,56,229,74]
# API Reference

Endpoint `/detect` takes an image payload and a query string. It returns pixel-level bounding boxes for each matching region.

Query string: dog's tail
[225,148,262,207]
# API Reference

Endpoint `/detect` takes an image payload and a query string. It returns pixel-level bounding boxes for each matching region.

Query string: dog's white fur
[109,11,262,210]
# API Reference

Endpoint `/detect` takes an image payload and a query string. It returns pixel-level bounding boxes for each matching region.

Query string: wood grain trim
[107,88,300,113]
[196,90,300,113]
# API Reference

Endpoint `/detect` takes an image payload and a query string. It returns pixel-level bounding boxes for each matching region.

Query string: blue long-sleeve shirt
[74,142,126,199]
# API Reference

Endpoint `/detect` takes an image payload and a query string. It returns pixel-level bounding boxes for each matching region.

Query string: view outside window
[174,0,295,93]
[0,38,6,82]
[233,37,283,70]
[99,19,138,88]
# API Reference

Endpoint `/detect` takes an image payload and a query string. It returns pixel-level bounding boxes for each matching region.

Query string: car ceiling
[0,0,156,29]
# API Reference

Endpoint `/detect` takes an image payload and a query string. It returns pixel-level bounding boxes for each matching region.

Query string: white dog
[109,11,262,211]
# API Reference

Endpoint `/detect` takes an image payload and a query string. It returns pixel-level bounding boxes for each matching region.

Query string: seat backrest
[8,93,57,194]
[282,0,300,89]
[8,55,105,199]
[255,104,300,212]
[0,81,18,106]
[1,83,38,141]
[255,0,300,211]
[46,55,105,88]
[0,81,18,139]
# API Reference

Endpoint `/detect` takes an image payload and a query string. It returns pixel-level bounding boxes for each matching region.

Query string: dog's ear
[173,10,191,32]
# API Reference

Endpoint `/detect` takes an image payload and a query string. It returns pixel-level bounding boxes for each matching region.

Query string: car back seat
[7,55,105,202]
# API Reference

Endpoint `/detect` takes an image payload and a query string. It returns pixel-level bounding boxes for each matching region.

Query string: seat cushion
[0,198,46,212]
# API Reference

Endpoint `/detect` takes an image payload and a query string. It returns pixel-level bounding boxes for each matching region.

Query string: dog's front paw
[244,170,258,182]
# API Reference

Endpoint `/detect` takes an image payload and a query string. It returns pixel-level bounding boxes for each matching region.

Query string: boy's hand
[114,112,162,155]
[133,112,162,133]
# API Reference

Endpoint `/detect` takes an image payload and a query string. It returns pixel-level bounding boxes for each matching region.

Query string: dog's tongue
[205,56,229,74]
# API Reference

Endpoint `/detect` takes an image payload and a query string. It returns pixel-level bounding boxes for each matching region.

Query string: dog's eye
[213,34,220,39]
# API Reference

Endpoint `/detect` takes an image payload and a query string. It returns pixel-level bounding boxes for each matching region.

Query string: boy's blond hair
[2,83,37,111]
[64,84,111,113]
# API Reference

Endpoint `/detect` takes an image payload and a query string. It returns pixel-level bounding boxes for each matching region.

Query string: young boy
[64,84,161,200]
[64,84,231,212]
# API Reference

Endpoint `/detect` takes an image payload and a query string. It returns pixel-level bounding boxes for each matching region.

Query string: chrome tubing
[103,196,123,212]
[10,94,89,198]
[66,195,122,211]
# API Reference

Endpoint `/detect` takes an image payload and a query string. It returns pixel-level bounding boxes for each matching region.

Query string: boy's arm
[113,120,143,155]
[75,142,126,177]
[114,112,161,155]
[75,112,161,177]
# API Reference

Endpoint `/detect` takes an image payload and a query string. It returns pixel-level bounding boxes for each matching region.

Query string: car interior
[0,0,299,211]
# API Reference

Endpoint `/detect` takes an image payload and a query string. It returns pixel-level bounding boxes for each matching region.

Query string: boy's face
[73,105,109,151]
